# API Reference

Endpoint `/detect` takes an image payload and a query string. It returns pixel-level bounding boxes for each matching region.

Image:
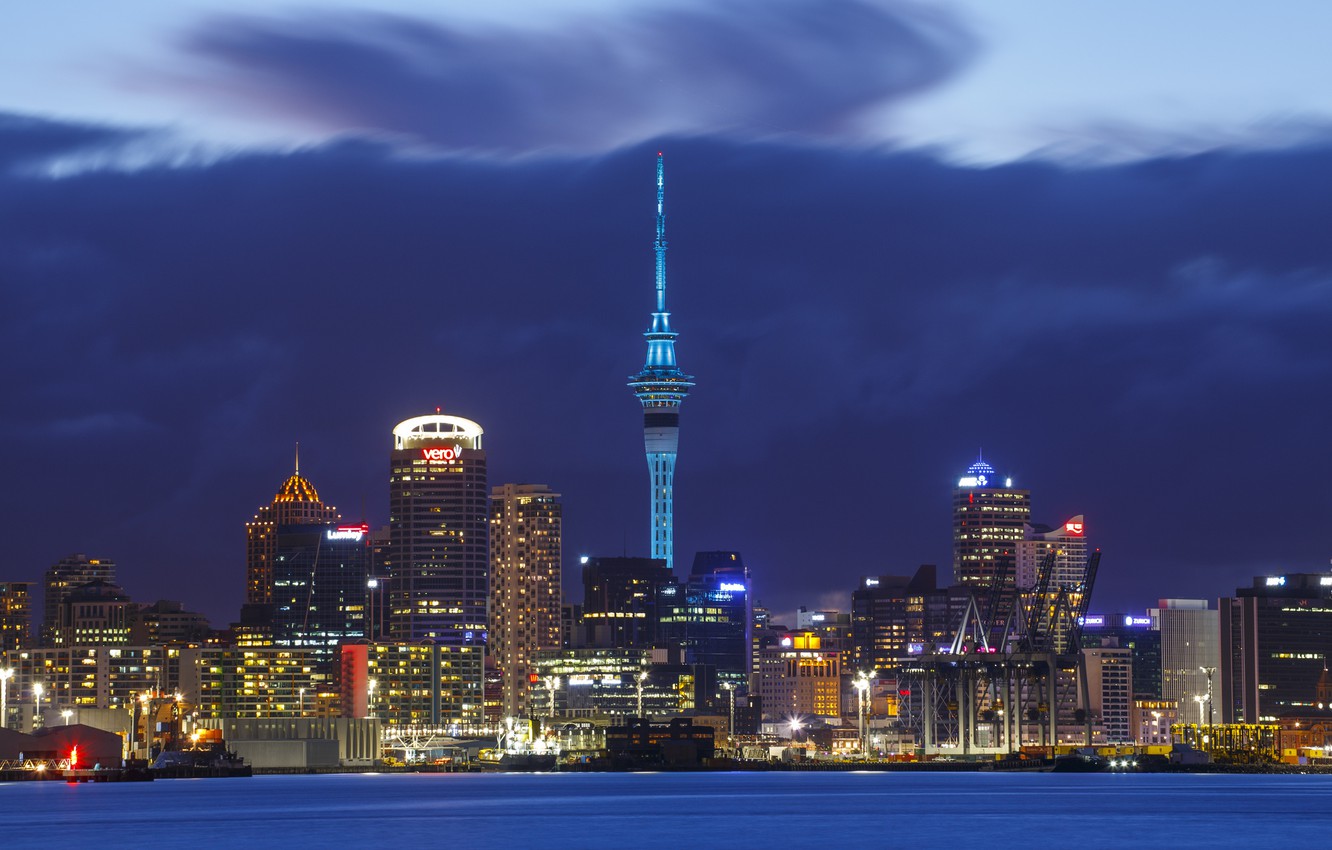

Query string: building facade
[271,521,371,662]
[580,556,672,649]
[489,483,563,718]
[850,565,938,673]
[1081,613,1163,699]
[198,647,327,719]
[42,554,115,647]
[129,600,213,645]
[52,579,134,646]
[339,642,484,727]
[388,414,489,645]
[1150,598,1220,725]
[1220,574,1332,723]
[1082,643,1134,744]
[1,645,192,711]
[1016,516,1089,591]
[757,631,842,721]
[0,582,32,652]
[529,646,711,719]
[657,551,752,690]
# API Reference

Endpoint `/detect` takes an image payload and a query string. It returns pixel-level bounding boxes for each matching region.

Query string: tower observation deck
[628,153,694,571]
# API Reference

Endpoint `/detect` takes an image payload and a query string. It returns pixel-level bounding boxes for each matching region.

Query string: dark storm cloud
[164,0,974,151]
[4,118,1332,624]
[0,113,146,172]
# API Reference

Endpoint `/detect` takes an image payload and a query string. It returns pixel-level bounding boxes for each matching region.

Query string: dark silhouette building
[580,556,672,649]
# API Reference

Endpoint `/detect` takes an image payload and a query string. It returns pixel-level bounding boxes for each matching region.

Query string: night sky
[4,1,1332,628]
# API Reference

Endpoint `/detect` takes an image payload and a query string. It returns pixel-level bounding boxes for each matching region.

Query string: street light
[299,687,306,718]
[366,579,379,640]
[789,717,803,742]
[367,678,378,720]
[1200,666,1216,729]
[0,667,12,731]
[635,671,648,719]
[853,672,871,759]
[721,683,737,754]
[32,682,44,728]
[140,691,151,758]
[1192,694,1208,746]
[61,709,73,725]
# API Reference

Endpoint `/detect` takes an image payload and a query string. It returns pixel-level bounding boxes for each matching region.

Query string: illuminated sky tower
[628,154,694,571]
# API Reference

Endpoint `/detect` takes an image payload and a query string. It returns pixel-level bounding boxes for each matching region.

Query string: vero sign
[421,446,464,462]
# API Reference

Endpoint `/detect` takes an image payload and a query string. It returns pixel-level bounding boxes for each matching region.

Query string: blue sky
[4,1,1332,625]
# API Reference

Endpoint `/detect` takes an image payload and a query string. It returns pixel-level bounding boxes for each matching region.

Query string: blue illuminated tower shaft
[628,154,694,570]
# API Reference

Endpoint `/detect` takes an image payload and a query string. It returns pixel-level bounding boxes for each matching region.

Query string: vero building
[388,413,489,645]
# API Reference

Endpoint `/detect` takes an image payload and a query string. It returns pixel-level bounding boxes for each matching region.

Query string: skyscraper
[489,483,563,718]
[952,458,1030,589]
[246,451,340,607]
[271,521,371,662]
[388,413,488,644]
[657,551,753,690]
[628,154,694,571]
[1151,598,1220,725]
[1218,574,1332,723]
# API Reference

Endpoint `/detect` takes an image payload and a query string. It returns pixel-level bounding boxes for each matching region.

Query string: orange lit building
[245,453,340,607]
[758,631,841,721]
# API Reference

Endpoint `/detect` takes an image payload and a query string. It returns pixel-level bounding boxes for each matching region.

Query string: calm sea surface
[3,771,1328,849]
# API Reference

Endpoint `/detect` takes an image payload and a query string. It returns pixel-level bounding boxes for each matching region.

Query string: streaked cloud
[161,0,975,153]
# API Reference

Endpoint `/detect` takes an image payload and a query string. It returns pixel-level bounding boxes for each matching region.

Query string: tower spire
[295,441,301,477]
[629,152,695,571]
[655,152,667,314]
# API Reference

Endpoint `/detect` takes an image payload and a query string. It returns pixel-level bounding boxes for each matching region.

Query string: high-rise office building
[246,453,340,607]
[1151,598,1220,725]
[271,521,372,662]
[388,414,488,644]
[1219,574,1332,723]
[628,154,694,571]
[42,554,115,647]
[0,582,32,652]
[850,565,939,673]
[489,483,563,718]
[1081,613,1162,699]
[952,458,1030,589]
[580,556,672,649]
[657,551,752,690]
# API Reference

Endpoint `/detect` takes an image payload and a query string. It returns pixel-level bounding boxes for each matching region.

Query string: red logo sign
[421,446,464,462]
[1065,520,1085,536]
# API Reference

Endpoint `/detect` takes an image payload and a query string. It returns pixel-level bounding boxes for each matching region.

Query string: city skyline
[5,2,1332,627]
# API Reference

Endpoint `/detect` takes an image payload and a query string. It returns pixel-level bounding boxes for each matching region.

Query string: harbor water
[3,770,1328,848]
